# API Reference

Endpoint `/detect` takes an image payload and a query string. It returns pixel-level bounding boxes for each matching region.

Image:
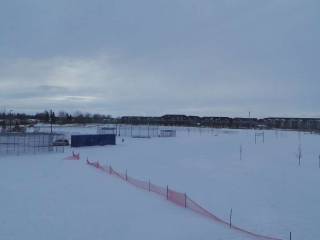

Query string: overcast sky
[0,0,319,117]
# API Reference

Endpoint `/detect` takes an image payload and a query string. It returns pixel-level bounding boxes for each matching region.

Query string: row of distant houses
[119,115,320,131]
[2,114,320,132]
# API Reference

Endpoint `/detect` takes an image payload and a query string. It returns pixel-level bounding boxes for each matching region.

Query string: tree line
[0,110,114,125]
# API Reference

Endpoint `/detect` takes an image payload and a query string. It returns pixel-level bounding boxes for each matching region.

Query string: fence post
[13,135,15,153]
[184,193,187,208]
[148,179,151,192]
[229,208,233,228]
[125,169,128,181]
[166,185,169,200]
[290,232,292,240]
[298,145,302,166]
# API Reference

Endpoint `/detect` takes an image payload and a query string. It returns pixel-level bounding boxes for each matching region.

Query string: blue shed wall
[71,134,116,147]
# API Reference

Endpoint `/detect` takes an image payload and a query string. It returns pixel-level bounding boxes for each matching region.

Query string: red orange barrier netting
[64,151,80,160]
[86,159,283,240]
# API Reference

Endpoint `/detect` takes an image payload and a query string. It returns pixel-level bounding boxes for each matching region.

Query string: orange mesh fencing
[86,159,283,240]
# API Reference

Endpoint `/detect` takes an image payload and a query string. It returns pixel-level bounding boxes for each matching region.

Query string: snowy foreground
[0,126,319,240]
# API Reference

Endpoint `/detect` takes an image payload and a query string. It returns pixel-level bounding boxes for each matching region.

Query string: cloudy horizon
[1,0,319,118]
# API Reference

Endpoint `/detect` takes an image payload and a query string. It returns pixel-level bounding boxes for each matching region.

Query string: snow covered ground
[0,126,319,240]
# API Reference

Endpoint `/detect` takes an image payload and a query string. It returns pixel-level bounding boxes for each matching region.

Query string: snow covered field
[1,126,319,240]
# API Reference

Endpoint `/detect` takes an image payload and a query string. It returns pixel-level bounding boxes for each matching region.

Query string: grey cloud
[37,85,69,92]
[0,0,319,117]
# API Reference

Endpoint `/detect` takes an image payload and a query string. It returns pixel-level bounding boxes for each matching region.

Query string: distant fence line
[116,125,159,138]
[101,124,240,138]
[35,124,244,138]
[0,133,64,155]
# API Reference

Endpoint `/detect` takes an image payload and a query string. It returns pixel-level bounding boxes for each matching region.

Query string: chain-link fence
[0,133,65,155]
[117,125,159,138]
